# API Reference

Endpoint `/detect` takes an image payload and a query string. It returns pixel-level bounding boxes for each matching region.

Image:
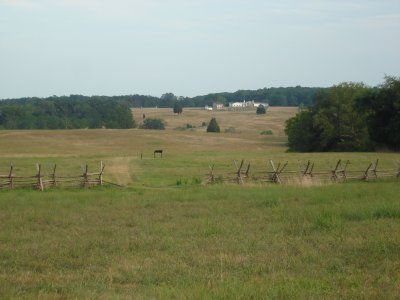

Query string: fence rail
[206,159,400,185]
[0,161,109,191]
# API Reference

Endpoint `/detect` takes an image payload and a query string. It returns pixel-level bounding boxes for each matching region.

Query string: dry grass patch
[132,107,297,136]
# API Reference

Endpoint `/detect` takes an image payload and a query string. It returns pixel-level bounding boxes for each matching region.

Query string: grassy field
[1,107,400,298]
[1,107,398,186]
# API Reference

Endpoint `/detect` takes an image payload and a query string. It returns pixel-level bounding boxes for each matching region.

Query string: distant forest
[0,96,134,129]
[180,86,323,107]
[0,86,323,109]
[0,86,322,129]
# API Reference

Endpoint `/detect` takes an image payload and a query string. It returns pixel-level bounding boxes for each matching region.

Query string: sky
[0,0,399,99]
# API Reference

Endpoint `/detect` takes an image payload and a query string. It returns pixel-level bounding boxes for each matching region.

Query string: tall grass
[1,182,399,298]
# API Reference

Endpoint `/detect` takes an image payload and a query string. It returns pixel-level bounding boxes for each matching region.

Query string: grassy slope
[1,107,400,298]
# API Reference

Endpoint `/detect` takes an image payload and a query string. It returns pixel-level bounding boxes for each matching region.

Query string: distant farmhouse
[205,100,268,111]
[229,100,268,110]
[213,103,225,110]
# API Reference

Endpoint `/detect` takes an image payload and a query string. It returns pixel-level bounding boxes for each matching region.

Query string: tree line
[0,96,134,129]
[181,86,322,107]
[124,87,323,108]
[285,76,400,152]
[0,86,323,111]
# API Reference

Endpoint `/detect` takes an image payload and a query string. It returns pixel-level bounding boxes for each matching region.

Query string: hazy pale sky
[1,0,399,99]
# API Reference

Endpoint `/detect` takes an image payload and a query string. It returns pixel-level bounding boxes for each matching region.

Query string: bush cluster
[140,118,165,130]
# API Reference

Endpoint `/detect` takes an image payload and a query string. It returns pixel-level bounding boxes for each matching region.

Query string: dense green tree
[173,100,183,114]
[285,83,372,152]
[207,117,220,133]
[312,83,371,151]
[356,76,400,150]
[285,110,319,152]
[181,97,195,107]
[160,93,177,108]
[256,105,266,114]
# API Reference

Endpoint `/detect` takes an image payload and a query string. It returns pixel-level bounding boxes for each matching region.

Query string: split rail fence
[206,159,400,185]
[0,162,110,191]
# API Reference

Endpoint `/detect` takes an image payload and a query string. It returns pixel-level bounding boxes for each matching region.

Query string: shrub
[260,130,273,135]
[207,118,220,133]
[256,105,266,114]
[141,118,165,130]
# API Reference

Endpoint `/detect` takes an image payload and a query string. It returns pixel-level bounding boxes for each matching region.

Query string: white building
[228,100,268,110]
[213,103,225,110]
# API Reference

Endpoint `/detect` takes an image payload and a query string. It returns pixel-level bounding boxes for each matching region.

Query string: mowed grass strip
[0,182,399,298]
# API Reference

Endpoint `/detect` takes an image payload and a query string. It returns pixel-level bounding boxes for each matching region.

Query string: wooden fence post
[269,160,287,184]
[339,160,349,181]
[302,160,314,178]
[331,160,341,182]
[0,161,117,190]
[83,164,89,188]
[331,160,350,182]
[8,164,13,189]
[302,160,310,177]
[371,159,379,179]
[207,164,215,184]
[36,163,44,191]
[245,162,251,178]
[269,160,279,183]
[362,162,373,181]
[99,161,105,186]
[51,164,57,187]
[234,160,244,184]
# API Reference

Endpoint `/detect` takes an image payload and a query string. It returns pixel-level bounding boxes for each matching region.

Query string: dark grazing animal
[154,149,163,158]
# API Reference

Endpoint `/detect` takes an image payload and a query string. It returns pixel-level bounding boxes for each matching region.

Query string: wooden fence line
[206,159,400,185]
[0,161,110,191]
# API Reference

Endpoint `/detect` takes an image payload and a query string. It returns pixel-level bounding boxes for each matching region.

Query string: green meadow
[1,108,399,298]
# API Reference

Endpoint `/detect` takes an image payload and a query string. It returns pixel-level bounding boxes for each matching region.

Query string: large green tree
[285,83,372,152]
[285,110,319,152]
[173,100,183,114]
[160,93,177,108]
